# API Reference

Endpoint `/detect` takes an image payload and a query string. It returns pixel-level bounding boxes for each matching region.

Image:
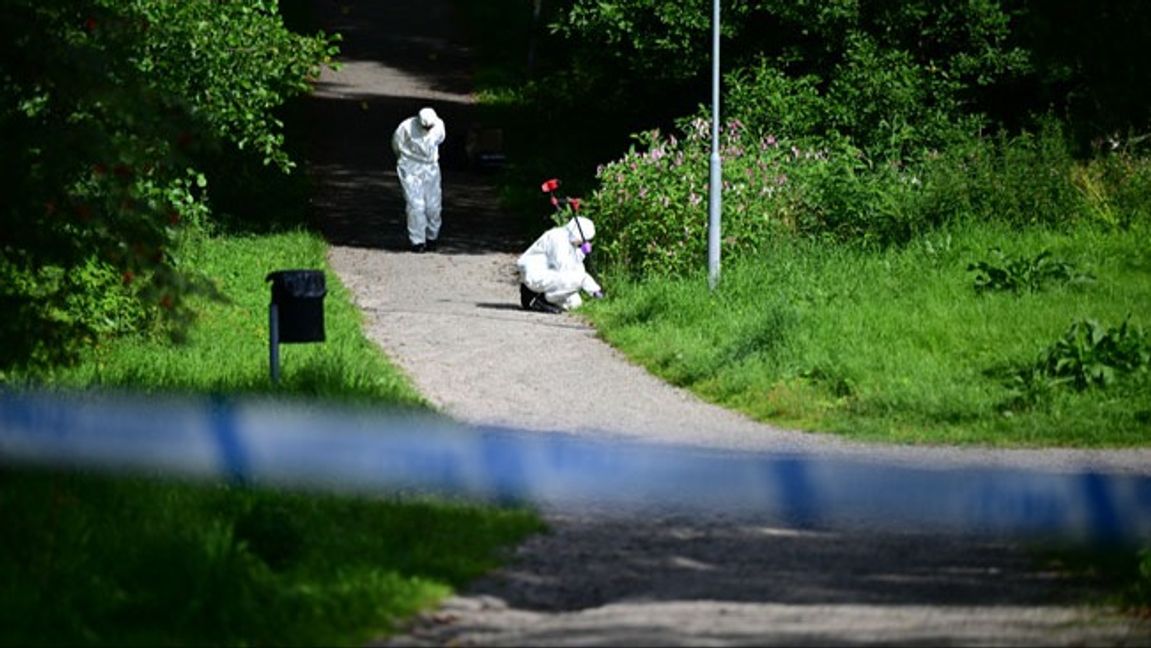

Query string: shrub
[967,249,1092,295]
[589,108,1151,280]
[0,0,337,368]
[1011,316,1150,399]
[588,117,935,277]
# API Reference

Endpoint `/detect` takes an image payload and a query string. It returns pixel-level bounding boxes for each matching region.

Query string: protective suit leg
[523,269,585,310]
[554,292,583,310]
[398,163,429,245]
[424,166,443,242]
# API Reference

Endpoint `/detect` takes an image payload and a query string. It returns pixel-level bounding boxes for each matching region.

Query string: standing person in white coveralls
[517,216,604,313]
[392,107,446,253]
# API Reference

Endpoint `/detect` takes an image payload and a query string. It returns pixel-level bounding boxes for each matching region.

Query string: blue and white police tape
[1,389,1149,544]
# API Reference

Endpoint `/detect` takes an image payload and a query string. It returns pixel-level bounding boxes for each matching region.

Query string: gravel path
[303,1,1151,645]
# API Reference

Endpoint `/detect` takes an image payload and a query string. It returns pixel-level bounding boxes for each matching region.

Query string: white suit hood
[565,216,595,244]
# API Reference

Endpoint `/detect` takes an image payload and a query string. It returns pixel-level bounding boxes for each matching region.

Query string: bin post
[269,301,281,384]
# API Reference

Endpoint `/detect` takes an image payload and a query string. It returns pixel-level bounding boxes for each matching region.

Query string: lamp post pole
[707,0,722,290]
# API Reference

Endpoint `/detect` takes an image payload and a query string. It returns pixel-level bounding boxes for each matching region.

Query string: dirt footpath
[303,1,1151,645]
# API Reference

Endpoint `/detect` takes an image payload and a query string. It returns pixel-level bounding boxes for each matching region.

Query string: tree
[0,0,337,367]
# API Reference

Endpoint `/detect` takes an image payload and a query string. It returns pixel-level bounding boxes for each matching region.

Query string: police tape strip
[2,389,1149,544]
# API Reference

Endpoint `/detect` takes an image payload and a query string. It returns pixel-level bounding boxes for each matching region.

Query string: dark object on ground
[520,284,563,314]
[466,126,506,170]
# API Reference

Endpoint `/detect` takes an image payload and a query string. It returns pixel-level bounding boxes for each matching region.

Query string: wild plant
[1013,315,1149,396]
[587,118,927,277]
[966,248,1092,295]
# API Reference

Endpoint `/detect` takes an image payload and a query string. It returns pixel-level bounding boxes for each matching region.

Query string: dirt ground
[302,1,1151,645]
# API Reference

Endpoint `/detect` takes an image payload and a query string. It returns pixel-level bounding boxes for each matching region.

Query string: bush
[0,0,337,368]
[588,114,1151,278]
[1010,316,1150,403]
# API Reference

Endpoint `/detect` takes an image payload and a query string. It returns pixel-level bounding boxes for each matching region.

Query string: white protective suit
[517,216,602,310]
[392,108,446,247]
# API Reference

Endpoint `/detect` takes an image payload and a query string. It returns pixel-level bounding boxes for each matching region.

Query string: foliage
[588,113,1132,278]
[1039,545,1151,615]
[4,230,427,406]
[0,225,545,645]
[0,0,337,368]
[551,0,1029,161]
[1012,316,1150,396]
[1013,0,1151,150]
[550,0,1151,152]
[967,249,1091,295]
[0,467,543,646]
[552,0,741,85]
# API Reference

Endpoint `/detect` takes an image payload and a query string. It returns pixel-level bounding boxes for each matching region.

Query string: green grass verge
[0,467,542,646]
[24,230,427,403]
[584,221,1151,447]
[1,229,544,646]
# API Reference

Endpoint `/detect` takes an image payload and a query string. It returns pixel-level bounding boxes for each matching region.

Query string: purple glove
[579,242,592,255]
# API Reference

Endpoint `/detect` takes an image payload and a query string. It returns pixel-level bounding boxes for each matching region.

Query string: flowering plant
[587,116,923,277]
[540,177,584,227]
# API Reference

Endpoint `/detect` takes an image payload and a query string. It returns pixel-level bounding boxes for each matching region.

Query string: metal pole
[269,302,280,384]
[707,0,722,290]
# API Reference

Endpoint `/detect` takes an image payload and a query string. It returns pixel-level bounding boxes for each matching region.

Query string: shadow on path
[302,0,529,254]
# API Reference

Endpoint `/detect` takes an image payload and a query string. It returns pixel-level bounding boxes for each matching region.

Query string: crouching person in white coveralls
[517,216,604,314]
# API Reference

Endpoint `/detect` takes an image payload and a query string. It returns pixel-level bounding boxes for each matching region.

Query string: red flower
[568,197,581,211]
[85,17,97,32]
[540,178,559,193]
[549,195,558,207]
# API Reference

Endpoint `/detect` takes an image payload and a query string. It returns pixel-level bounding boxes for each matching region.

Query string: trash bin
[266,270,326,343]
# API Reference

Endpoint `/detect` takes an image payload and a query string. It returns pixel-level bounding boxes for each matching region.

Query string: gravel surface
[303,1,1151,645]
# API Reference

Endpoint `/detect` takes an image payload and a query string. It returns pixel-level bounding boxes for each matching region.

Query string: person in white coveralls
[392,107,446,252]
[517,216,604,313]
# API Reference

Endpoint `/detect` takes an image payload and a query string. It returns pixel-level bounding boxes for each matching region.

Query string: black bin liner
[266,270,326,343]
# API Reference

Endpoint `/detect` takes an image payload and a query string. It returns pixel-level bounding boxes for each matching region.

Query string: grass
[584,220,1151,447]
[24,230,427,404]
[0,467,542,646]
[0,229,545,646]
